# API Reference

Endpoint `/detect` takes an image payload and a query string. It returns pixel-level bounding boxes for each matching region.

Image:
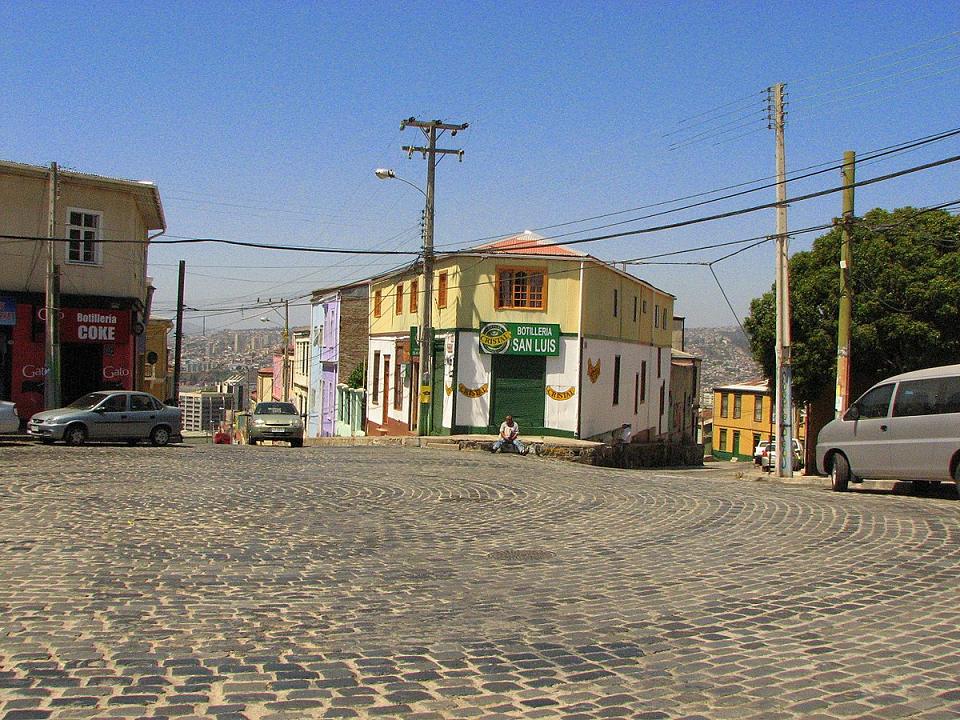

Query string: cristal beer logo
[479,323,511,354]
[103,366,130,379]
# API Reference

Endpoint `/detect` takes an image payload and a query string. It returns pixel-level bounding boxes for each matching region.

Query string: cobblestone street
[1,442,959,719]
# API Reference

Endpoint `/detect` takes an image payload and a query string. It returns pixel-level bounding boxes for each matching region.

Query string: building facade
[712,379,806,461]
[292,328,310,419]
[0,160,165,418]
[179,391,235,433]
[365,233,675,440]
[308,281,368,437]
[142,318,173,402]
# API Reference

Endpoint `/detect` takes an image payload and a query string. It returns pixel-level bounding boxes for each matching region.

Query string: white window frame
[65,207,103,266]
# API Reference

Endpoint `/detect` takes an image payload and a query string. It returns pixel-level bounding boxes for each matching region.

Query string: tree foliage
[346,362,365,389]
[743,207,960,405]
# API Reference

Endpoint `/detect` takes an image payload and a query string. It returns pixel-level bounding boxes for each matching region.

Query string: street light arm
[374,168,427,199]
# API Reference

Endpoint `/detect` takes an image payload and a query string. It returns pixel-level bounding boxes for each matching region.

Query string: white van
[817,364,960,491]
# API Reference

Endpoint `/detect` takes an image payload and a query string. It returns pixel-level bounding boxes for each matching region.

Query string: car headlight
[252,418,265,426]
[292,418,303,428]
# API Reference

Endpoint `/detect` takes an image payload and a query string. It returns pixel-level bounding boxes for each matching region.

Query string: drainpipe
[575,260,585,439]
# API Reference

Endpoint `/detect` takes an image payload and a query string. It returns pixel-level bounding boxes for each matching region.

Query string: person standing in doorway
[491,414,527,455]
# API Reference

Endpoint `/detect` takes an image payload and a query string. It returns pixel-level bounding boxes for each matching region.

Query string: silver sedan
[28,391,182,446]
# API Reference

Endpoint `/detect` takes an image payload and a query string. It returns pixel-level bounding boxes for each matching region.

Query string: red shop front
[11,303,135,419]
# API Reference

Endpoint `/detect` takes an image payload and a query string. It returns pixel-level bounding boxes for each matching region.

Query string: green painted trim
[713,449,753,462]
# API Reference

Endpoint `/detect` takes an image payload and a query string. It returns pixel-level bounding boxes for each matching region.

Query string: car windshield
[255,402,298,415]
[66,393,110,410]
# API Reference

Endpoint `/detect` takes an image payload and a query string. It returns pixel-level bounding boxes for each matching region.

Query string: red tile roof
[473,231,585,257]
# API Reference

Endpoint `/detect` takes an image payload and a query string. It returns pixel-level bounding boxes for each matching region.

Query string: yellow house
[712,379,806,461]
[142,318,173,401]
[366,232,676,439]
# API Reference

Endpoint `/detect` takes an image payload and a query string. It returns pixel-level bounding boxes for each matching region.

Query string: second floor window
[754,395,763,422]
[374,289,383,318]
[438,271,448,308]
[67,209,100,264]
[496,268,545,309]
[410,279,419,314]
[720,393,729,417]
[733,393,742,419]
[395,283,403,315]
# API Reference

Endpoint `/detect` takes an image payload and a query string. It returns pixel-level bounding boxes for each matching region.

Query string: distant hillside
[683,326,763,402]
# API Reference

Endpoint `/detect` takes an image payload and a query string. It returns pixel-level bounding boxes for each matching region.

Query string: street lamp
[375,167,433,436]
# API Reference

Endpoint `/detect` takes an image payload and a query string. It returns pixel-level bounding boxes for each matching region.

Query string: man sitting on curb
[491,415,527,455]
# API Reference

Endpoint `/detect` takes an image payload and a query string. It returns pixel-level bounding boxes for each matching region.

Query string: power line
[439,126,960,249]
[444,150,960,255]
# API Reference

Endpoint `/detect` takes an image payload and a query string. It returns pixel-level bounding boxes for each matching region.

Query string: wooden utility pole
[172,259,185,403]
[44,162,61,410]
[769,83,794,478]
[400,117,468,436]
[835,151,856,417]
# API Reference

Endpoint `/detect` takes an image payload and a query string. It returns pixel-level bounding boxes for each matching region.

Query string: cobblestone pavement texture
[1,442,959,719]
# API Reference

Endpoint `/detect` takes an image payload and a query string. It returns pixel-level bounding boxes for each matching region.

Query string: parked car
[0,400,19,435]
[27,391,182,446]
[761,438,803,472]
[247,401,304,447]
[817,363,960,492]
[753,440,770,465]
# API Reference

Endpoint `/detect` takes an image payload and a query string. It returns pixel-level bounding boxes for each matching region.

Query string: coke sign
[62,308,130,343]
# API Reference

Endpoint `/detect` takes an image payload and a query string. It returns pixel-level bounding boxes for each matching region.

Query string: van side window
[854,384,894,419]
[893,376,960,417]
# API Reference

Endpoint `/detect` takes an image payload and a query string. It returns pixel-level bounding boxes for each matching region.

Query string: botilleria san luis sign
[478,321,560,356]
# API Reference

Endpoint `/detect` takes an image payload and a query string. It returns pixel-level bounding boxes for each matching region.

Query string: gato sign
[478,322,560,356]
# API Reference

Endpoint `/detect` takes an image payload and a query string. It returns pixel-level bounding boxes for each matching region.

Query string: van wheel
[150,426,171,447]
[64,424,87,447]
[830,454,850,492]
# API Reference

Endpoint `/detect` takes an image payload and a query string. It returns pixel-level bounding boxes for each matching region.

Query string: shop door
[431,347,445,434]
[408,360,419,431]
[0,327,11,400]
[61,343,103,405]
[491,354,545,434]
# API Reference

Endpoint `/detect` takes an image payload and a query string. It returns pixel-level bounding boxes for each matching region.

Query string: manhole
[489,549,557,562]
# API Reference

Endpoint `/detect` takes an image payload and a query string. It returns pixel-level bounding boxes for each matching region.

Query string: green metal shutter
[491,355,546,433]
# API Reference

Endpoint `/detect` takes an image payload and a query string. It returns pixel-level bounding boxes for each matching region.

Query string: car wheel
[290,438,303,448]
[247,436,257,445]
[830,453,850,492]
[150,426,171,447]
[64,424,87,447]
[41,438,54,445]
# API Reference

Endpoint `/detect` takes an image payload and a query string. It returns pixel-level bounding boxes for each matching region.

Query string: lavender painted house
[307,281,369,437]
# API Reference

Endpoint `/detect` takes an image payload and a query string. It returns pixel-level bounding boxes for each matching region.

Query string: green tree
[346,362,365,389]
[744,207,960,405]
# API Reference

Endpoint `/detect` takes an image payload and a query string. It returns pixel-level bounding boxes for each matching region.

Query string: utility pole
[400,117,468,436]
[172,260,185,403]
[835,151,856,418]
[769,83,794,478]
[44,162,61,410]
[283,298,290,402]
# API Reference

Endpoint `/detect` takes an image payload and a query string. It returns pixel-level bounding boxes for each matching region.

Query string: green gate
[490,354,546,434]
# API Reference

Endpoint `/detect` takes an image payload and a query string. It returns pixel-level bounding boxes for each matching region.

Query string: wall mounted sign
[458,382,489,398]
[587,358,601,383]
[478,321,560,356]
[0,296,15,326]
[546,386,576,401]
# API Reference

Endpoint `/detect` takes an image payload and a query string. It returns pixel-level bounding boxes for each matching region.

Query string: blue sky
[2,1,958,332]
